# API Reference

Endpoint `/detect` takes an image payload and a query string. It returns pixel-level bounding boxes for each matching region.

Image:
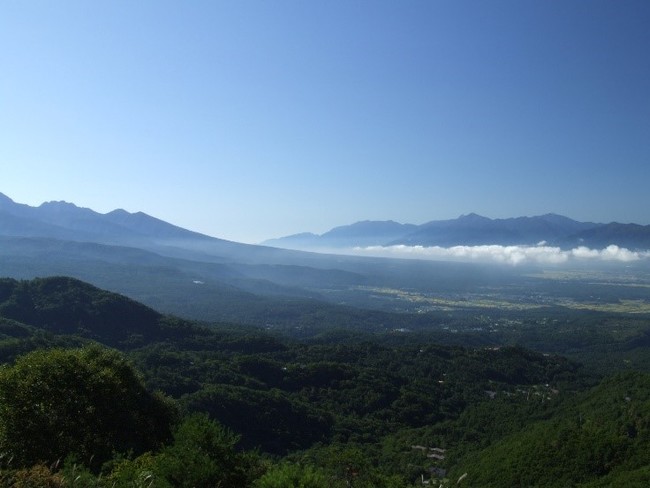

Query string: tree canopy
[0,346,176,470]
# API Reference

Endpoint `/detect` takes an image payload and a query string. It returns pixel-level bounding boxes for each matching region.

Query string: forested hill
[1,276,649,486]
[0,276,161,346]
[447,371,650,486]
[0,276,283,357]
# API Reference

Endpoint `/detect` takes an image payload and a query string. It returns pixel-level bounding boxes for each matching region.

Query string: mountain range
[2,192,437,323]
[4,192,649,255]
[264,213,650,250]
[0,192,293,264]
[1,192,649,325]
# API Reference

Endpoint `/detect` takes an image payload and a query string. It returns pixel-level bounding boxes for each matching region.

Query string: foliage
[0,277,163,347]
[0,464,64,488]
[181,385,332,454]
[254,463,333,488]
[447,372,650,487]
[105,414,263,488]
[297,443,409,487]
[0,346,177,470]
[153,413,261,487]
[1,276,650,485]
[105,452,167,488]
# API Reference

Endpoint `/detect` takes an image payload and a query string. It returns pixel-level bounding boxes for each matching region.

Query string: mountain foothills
[1,193,650,485]
[264,213,650,250]
[0,276,649,487]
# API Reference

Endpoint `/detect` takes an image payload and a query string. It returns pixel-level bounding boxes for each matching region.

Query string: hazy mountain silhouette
[264,220,418,249]
[0,192,325,266]
[266,213,650,250]
[6,192,647,253]
[0,192,215,246]
[394,213,598,247]
[562,222,650,250]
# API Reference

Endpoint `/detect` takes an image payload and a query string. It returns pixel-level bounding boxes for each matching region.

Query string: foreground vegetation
[0,277,649,486]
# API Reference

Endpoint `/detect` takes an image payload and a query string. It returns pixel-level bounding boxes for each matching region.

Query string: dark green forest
[0,277,649,486]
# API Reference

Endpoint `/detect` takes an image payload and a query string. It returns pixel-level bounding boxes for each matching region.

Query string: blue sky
[2,1,649,243]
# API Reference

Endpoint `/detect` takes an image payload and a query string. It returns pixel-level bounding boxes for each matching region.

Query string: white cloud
[352,244,650,266]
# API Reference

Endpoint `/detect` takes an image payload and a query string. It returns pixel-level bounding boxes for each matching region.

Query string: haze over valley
[1,191,649,322]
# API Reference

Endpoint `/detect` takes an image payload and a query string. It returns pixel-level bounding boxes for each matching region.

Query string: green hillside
[448,372,650,487]
[0,276,648,486]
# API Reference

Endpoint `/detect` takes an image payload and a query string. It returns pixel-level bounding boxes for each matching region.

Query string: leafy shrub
[0,346,177,470]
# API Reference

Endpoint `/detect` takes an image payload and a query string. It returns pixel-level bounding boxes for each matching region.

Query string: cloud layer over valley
[353,244,650,266]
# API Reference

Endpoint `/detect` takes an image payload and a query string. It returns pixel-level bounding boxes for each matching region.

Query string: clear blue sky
[2,1,649,243]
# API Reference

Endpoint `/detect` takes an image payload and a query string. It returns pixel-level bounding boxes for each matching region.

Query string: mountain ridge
[265,213,650,250]
[0,192,328,268]
[5,193,648,252]
[0,192,216,246]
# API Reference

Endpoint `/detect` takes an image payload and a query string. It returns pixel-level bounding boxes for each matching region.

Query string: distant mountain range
[5,192,647,257]
[1,192,649,325]
[264,213,650,250]
[0,192,423,323]
[0,192,328,266]
[0,192,202,244]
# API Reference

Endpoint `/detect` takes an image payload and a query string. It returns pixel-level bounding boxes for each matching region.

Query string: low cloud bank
[353,244,650,266]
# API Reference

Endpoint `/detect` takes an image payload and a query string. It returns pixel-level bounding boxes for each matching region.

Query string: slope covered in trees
[447,372,650,486]
[0,276,648,486]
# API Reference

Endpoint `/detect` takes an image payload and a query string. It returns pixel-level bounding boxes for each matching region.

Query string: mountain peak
[458,213,489,221]
[106,208,131,216]
[37,200,100,220]
[538,213,575,222]
[0,192,16,209]
[39,200,82,211]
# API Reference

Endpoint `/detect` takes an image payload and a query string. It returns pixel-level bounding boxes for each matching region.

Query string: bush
[153,413,261,488]
[0,346,177,470]
[254,463,333,488]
